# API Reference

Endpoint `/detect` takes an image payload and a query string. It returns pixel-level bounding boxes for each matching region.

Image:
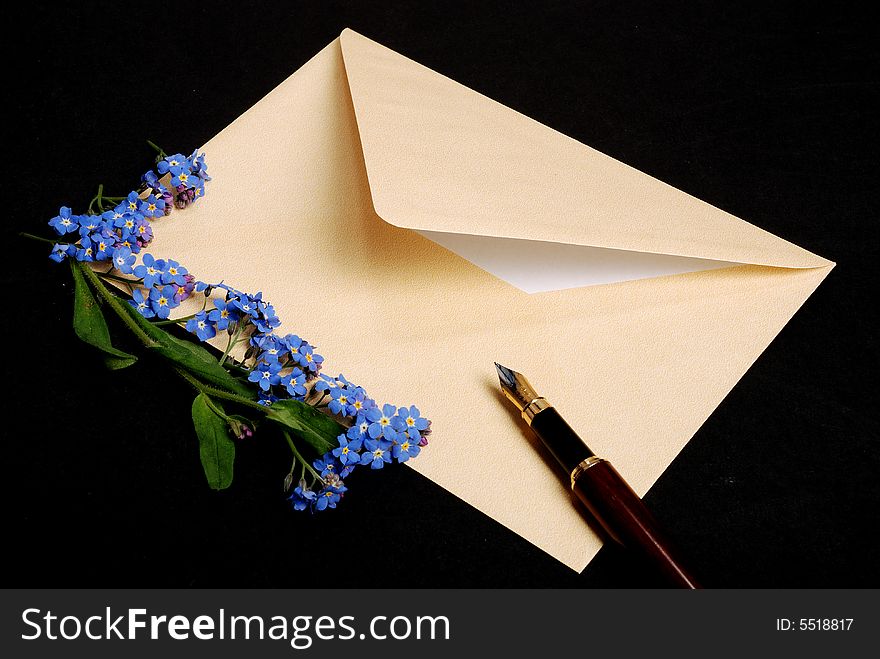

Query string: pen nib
[494,362,517,389]
[494,362,541,413]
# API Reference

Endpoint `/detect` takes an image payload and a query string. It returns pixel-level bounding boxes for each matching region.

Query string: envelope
[151,29,833,571]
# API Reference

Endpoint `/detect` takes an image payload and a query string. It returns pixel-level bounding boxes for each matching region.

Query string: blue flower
[349,390,376,417]
[77,215,104,237]
[156,153,189,175]
[192,181,207,202]
[114,234,141,254]
[139,193,166,218]
[252,333,285,363]
[142,169,168,193]
[169,165,197,189]
[111,246,136,274]
[248,361,282,391]
[289,485,316,511]
[111,210,141,236]
[258,391,278,406]
[313,453,339,478]
[149,284,180,319]
[119,191,142,215]
[186,311,217,341]
[392,435,421,463]
[74,236,94,262]
[367,403,400,441]
[48,207,79,235]
[133,218,153,244]
[290,342,324,373]
[133,253,166,288]
[395,405,430,440]
[314,484,346,511]
[207,299,239,331]
[329,386,357,417]
[281,367,308,398]
[130,288,155,318]
[49,243,69,262]
[161,259,188,286]
[187,150,211,182]
[231,293,260,319]
[253,301,281,333]
[346,414,372,443]
[359,437,393,469]
[89,231,115,261]
[332,433,363,465]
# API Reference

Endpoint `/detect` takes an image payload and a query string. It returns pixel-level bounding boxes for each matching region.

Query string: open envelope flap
[339,29,831,280]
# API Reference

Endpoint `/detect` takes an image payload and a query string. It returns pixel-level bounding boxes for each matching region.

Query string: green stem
[202,394,231,421]
[155,313,199,326]
[219,323,244,366]
[98,272,142,286]
[19,232,64,246]
[147,140,167,158]
[283,431,323,483]
[174,367,265,413]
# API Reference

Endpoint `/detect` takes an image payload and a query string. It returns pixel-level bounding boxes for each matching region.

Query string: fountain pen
[495,363,701,589]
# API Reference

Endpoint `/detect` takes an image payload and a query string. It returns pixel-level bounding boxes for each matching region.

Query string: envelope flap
[339,29,829,269]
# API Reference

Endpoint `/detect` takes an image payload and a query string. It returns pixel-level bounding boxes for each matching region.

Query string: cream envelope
[151,29,833,571]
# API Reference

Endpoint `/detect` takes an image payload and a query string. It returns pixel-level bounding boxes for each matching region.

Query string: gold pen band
[522,397,551,424]
[569,456,605,489]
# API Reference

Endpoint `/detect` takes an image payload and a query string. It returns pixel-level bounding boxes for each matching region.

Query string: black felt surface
[7,1,878,587]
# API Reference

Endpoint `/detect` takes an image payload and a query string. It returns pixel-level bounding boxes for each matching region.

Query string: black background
[6,1,878,587]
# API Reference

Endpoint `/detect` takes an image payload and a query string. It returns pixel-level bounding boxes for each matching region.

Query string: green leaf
[191,393,236,490]
[112,297,254,398]
[70,261,138,365]
[149,338,254,398]
[103,354,137,370]
[266,399,344,456]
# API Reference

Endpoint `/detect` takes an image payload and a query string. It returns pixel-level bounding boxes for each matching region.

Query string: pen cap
[572,459,702,589]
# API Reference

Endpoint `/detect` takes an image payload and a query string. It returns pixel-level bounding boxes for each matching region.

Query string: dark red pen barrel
[572,460,701,589]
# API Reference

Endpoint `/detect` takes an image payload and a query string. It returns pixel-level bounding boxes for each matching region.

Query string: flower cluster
[286,378,431,512]
[43,146,430,514]
[46,150,208,267]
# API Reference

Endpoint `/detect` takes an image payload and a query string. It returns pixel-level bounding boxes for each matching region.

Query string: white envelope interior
[147,30,833,572]
[416,230,739,292]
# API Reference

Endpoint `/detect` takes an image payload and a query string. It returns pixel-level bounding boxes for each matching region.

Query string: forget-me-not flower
[367,403,400,441]
[248,361,282,391]
[111,246,136,274]
[314,484,346,511]
[360,437,393,469]
[133,253,166,287]
[130,288,155,318]
[48,207,79,235]
[186,311,217,341]
[149,284,180,319]
[207,298,239,331]
[281,368,308,398]
[332,433,363,466]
